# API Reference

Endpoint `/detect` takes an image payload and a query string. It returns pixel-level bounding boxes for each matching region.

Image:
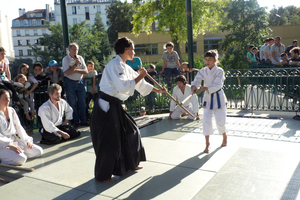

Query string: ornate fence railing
[124,67,300,116]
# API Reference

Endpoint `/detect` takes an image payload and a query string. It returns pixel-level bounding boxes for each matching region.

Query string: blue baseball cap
[49,60,58,66]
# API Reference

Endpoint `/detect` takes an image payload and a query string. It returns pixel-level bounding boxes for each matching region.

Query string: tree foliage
[31,17,111,71]
[132,0,226,61]
[220,0,269,69]
[106,1,134,45]
[268,6,300,26]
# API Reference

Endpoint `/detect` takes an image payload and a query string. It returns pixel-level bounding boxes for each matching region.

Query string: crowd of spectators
[248,37,300,67]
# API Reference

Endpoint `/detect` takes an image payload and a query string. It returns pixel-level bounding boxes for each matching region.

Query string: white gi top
[38,99,73,133]
[170,84,199,113]
[62,54,87,81]
[0,107,33,149]
[100,55,153,101]
[191,64,227,109]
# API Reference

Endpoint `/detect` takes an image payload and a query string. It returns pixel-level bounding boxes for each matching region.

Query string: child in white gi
[191,50,227,153]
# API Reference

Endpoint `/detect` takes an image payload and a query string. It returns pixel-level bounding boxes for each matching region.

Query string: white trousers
[171,105,195,120]
[0,143,43,166]
[202,107,226,135]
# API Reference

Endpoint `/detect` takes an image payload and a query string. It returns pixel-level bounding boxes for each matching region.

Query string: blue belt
[210,89,222,110]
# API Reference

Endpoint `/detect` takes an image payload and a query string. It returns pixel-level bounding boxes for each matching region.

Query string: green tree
[106,1,134,45]
[268,6,300,26]
[31,21,64,67]
[132,0,226,61]
[220,0,269,69]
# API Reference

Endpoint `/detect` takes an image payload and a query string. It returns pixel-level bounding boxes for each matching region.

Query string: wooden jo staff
[145,73,195,119]
[0,164,35,172]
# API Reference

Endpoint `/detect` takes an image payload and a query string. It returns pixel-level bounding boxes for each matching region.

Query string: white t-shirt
[0,58,9,80]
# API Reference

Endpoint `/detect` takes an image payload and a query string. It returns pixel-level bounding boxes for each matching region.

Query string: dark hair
[14,74,27,82]
[249,44,255,49]
[269,37,274,41]
[175,75,187,85]
[204,49,219,60]
[0,47,5,53]
[0,89,9,97]
[252,47,258,51]
[265,39,269,42]
[166,42,174,48]
[290,47,300,55]
[275,36,281,40]
[33,62,43,70]
[114,37,133,55]
[87,61,94,66]
[18,63,30,77]
[293,40,298,44]
[148,64,156,70]
[280,53,287,57]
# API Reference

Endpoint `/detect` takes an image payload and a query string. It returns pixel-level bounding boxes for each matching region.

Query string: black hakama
[90,92,146,181]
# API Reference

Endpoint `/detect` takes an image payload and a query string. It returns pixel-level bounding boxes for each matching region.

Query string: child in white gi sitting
[191,50,227,153]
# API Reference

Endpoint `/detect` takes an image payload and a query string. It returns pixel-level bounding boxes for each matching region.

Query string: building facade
[54,0,112,29]
[11,4,55,62]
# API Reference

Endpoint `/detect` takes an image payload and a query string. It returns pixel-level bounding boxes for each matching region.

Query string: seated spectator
[252,47,260,64]
[247,45,257,64]
[277,53,289,66]
[289,47,300,66]
[265,38,275,64]
[33,62,51,86]
[83,61,99,120]
[138,107,146,117]
[0,89,43,166]
[169,75,199,120]
[0,47,20,105]
[18,63,39,96]
[126,57,142,72]
[14,74,36,121]
[38,83,80,145]
[260,39,269,64]
[285,40,298,57]
[144,64,157,111]
[271,36,285,65]
[45,60,64,84]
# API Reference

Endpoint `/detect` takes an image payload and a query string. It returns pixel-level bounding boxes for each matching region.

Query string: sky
[1,0,300,26]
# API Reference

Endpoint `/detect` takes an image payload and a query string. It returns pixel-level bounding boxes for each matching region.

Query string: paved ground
[0,109,299,200]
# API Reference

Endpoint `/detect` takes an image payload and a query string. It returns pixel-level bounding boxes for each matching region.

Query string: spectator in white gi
[169,75,199,120]
[38,84,80,144]
[0,89,43,166]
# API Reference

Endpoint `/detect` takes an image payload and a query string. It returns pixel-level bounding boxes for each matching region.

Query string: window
[15,20,20,26]
[105,5,109,13]
[19,50,23,56]
[41,20,44,25]
[73,18,77,24]
[204,37,222,57]
[185,41,197,53]
[34,39,39,44]
[42,29,46,35]
[16,30,21,36]
[97,5,101,13]
[32,19,37,25]
[33,30,38,35]
[25,30,30,36]
[79,18,81,23]
[72,6,77,14]
[26,40,31,45]
[85,7,90,20]
[18,40,22,46]
[27,49,32,56]
[135,43,158,56]
[24,20,28,26]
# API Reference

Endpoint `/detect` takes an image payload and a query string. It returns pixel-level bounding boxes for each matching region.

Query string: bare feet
[203,142,210,153]
[135,166,143,170]
[221,133,227,147]
[25,113,32,121]
[181,113,187,117]
[102,178,113,183]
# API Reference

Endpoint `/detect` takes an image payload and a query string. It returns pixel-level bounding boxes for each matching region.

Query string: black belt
[99,91,122,105]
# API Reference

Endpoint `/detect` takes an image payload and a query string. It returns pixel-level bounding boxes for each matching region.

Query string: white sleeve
[169,87,178,112]
[63,100,73,120]
[12,109,32,144]
[135,78,153,97]
[38,105,59,133]
[191,69,204,88]
[0,118,12,148]
[62,57,69,73]
[191,94,199,114]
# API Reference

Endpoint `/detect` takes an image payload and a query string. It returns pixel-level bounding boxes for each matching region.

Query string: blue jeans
[164,68,180,90]
[64,78,86,124]
[145,91,155,110]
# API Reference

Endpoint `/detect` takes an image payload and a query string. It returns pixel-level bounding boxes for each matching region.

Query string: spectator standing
[271,36,285,65]
[289,47,300,66]
[126,57,142,72]
[62,43,88,127]
[45,60,64,85]
[144,64,157,111]
[33,62,51,86]
[285,40,298,57]
[265,38,275,64]
[260,39,269,64]
[247,45,257,65]
[83,61,99,120]
[252,47,260,64]
[160,42,183,91]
